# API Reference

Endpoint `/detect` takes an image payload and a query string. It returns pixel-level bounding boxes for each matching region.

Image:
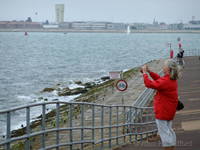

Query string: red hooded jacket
[143,71,178,120]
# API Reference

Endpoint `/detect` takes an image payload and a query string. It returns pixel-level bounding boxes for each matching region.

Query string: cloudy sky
[0,0,199,23]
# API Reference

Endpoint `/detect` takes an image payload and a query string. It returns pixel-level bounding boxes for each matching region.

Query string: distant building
[0,21,42,29]
[189,20,200,25]
[153,18,159,26]
[26,17,32,22]
[43,24,59,29]
[70,22,108,30]
[130,23,146,30]
[59,22,72,29]
[55,4,64,24]
[56,21,127,30]
[183,20,200,30]
[43,20,49,25]
[184,24,200,30]
[168,24,179,30]
[159,23,168,30]
[106,23,126,30]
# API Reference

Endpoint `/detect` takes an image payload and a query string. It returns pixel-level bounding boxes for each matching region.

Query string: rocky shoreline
[40,76,110,97]
[6,77,118,142]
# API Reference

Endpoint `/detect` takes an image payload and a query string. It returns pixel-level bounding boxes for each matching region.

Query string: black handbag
[176,100,184,111]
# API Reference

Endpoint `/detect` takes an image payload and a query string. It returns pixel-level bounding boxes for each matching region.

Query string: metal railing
[184,49,200,56]
[174,49,200,65]
[0,101,157,150]
[126,88,154,125]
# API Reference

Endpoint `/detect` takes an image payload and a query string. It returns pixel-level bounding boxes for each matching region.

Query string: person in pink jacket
[142,59,179,150]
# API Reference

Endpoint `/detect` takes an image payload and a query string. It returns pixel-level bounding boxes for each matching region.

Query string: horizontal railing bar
[41,130,158,149]
[92,121,156,129]
[40,128,158,149]
[0,121,156,145]
[135,129,158,135]
[95,129,158,144]
[41,140,94,150]
[0,101,153,114]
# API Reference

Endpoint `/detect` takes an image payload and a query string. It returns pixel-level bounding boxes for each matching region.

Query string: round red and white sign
[116,80,128,91]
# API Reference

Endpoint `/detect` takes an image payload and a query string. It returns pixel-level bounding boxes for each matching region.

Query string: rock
[58,87,71,96]
[11,127,26,137]
[38,97,43,100]
[44,98,48,101]
[70,88,88,95]
[41,87,55,93]
[58,87,88,96]
[101,76,110,81]
[56,87,62,91]
[58,90,71,96]
[62,87,70,91]
[52,99,58,101]
[74,80,83,85]
[85,88,91,91]
[84,82,96,88]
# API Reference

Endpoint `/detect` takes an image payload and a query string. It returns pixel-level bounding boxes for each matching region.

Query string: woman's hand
[146,65,151,73]
[142,65,148,73]
[140,65,151,73]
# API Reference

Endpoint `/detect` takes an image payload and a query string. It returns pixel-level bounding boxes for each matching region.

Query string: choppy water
[0,32,200,136]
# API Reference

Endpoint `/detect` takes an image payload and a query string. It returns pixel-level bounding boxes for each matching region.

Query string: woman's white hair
[165,59,179,80]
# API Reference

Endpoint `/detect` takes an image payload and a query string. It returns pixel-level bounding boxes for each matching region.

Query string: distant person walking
[176,40,185,66]
[141,59,179,150]
[170,49,174,59]
[178,43,184,58]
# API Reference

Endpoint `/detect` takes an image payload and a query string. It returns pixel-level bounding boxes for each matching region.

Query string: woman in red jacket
[142,59,179,150]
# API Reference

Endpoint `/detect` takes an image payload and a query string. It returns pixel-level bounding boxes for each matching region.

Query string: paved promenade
[113,56,200,150]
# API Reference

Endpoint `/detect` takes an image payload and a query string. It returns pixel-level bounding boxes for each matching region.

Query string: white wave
[46,94,81,102]
[82,78,94,83]
[52,90,58,96]
[123,69,129,72]
[68,83,85,89]
[60,94,80,102]
[94,79,105,85]
[17,95,33,101]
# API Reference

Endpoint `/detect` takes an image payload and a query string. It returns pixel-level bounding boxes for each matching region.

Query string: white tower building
[55,4,65,24]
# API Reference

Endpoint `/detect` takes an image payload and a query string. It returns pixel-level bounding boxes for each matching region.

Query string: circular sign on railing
[116,80,128,91]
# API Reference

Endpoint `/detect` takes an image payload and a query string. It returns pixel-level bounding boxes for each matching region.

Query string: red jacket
[143,72,178,120]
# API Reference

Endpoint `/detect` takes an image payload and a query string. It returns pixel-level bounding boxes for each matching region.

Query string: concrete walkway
[113,56,200,150]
